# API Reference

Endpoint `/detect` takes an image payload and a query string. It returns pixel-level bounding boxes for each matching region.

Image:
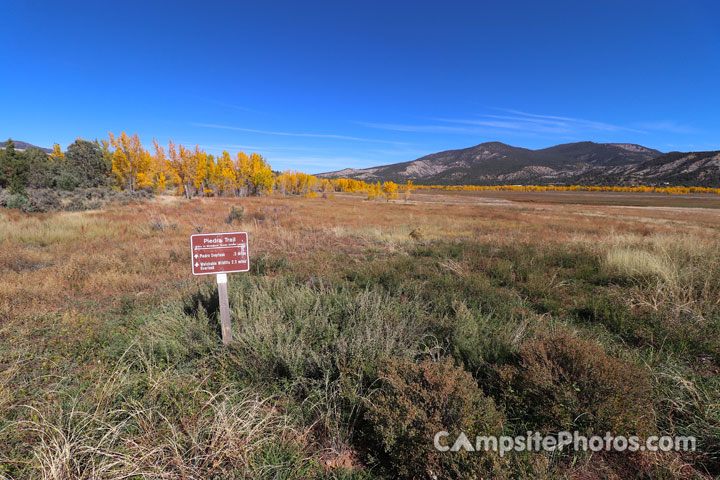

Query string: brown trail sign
[191,232,249,275]
[191,232,250,345]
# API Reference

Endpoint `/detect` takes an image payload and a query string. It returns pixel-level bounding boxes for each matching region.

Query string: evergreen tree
[1,139,30,195]
[66,139,110,187]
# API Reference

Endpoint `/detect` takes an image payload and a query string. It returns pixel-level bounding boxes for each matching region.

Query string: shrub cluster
[497,328,655,437]
[0,187,152,212]
[225,205,245,224]
[365,357,506,479]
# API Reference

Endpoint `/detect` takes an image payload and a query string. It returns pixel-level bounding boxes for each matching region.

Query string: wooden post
[216,273,232,345]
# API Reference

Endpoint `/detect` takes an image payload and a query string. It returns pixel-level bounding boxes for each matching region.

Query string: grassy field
[409,188,720,209]
[1,190,719,479]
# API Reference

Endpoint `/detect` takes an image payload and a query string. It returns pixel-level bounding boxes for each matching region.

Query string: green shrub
[655,367,720,475]
[5,193,31,211]
[27,189,61,212]
[364,357,506,479]
[56,171,79,191]
[228,279,429,382]
[450,301,528,383]
[250,253,289,275]
[498,328,654,437]
[226,205,245,224]
[65,196,87,211]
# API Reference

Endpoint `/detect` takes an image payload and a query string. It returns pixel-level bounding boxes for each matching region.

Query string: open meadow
[1,189,719,479]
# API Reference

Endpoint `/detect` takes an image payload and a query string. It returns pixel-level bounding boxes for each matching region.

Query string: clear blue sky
[1,0,718,173]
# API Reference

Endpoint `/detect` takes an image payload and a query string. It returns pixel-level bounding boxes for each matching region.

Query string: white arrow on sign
[195,262,199,267]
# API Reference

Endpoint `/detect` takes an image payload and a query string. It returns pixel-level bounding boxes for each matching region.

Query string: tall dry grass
[9,348,312,480]
[604,233,720,320]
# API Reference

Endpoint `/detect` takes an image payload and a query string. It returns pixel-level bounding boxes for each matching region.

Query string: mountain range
[317,141,720,187]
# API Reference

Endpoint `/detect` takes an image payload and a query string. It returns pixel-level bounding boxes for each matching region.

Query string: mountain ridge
[0,139,52,153]
[316,141,720,187]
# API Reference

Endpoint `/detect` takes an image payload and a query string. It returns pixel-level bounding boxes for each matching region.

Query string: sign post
[190,232,250,346]
[216,273,231,345]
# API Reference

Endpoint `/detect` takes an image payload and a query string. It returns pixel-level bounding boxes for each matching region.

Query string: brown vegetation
[1,190,719,478]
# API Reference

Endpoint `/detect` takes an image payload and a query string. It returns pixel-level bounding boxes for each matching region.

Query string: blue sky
[1,0,719,173]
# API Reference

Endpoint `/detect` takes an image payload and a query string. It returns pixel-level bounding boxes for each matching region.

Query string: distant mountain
[536,142,662,167]
[569,150,720,187]
[317,141,665,185]
[0,140,52,153]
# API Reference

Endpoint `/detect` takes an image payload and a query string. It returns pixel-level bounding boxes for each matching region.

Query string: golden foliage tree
[248,153,274,195]
[193,146,213,197]
[108,132,152,192]
[216,151,236,196]
[382,181,399,200]
[234,152,250,196]
[166,140,197,198]
[50,143,65,162]
[403,180,412,201]
[151,139,174,193]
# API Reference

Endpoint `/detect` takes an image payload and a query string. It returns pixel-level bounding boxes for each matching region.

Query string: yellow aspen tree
[193,149,217,197]
[166,140,183,196]
[403,180,412,201]
[136,149,154,189]
[299,172,318,195]
[289,171,302,194]
[162,140,182,193]
[382,181,399,200]
[275,170,294,195]
[234,152,251,196]
[319,178,334,194]
[334,178,373,194]
[366,182,380,200]
[50,143,65,162]
[167,140,197,198]
[216,151,236,196]
[248,152,274,195]
[274,171,324,196]
[206,154,220,196]
[375,182,385,200]
[196,151,215,196]
[192,146,210,197]
[180,144,198,198]
[108,131,152,192]
[151,139,174,193]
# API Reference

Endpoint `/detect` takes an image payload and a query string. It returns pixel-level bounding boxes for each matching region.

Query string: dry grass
[2,190,720,478]
[606,247,676,281]
[14,385,305,480]
[3,191,718,317]
[604,233,720,319]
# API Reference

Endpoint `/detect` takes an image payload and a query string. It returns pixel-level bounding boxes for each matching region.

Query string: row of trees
[106,132,410,200]
[107,132,276,198]
[1,133,413,200]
